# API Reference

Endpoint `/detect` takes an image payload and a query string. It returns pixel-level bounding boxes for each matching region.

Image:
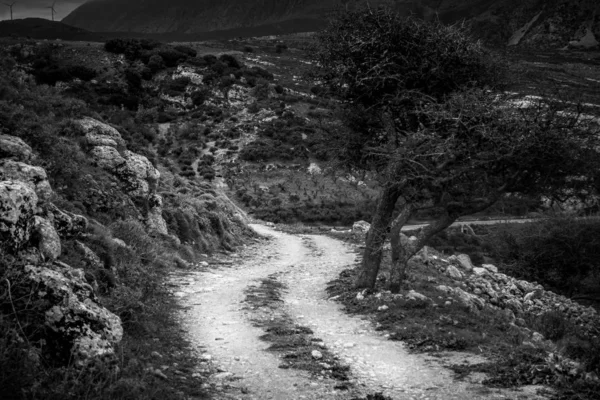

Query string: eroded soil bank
[174,224,546,399]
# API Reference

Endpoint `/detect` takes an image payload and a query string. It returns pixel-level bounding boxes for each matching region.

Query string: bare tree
[2,1,16,21]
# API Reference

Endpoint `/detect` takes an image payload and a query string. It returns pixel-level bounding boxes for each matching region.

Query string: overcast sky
[1,0,86,21]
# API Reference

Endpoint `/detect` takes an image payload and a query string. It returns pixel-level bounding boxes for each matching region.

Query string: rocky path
[175,225,546,400]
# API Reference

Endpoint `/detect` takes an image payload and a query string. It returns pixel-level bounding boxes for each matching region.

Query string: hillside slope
[62,0,600,48]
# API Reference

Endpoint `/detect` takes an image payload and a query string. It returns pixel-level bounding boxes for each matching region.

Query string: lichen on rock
[0,180,38,250]
[0,159,53,202]
[23,262,123,365]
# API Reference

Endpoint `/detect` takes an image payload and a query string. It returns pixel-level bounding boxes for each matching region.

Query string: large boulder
[75,117,124,148]
[0,180,38,250]
[0,160,53,202]
[32,216,61,260]
[22,262,123,365]
[0,134,32,161]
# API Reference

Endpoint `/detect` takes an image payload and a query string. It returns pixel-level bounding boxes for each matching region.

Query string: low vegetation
[0,38,253,399]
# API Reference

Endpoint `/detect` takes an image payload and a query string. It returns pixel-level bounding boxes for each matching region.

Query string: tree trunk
[388,204,413,293]
[388,211,457,293]
[355,186,401,289]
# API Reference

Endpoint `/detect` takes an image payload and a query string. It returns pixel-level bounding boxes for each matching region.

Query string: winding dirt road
[175,225,546,400]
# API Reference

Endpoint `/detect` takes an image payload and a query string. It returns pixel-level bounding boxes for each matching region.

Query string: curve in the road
[176,224,547,400]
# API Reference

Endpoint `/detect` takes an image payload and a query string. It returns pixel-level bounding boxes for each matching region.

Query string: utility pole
[3,1,16,21]
[47,1,56,21]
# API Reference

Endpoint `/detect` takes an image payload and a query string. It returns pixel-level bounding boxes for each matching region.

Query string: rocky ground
[172,224,557,400]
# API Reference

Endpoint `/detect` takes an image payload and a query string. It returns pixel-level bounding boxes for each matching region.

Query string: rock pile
[1,132,123,366]
[432,253,599,337]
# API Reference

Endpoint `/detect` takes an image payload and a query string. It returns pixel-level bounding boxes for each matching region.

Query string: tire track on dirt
[176,224,547,400]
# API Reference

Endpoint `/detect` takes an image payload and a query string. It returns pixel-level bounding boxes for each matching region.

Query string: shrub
[491,216,600,296]
[173,45,197,57]
[67,65,97,81]
[243,45,254,53]
[157,48,187,67]
[147,54,165,73]
[167,76,191,93]
[275,42,288,53]
[219,54,242,69]
[191,88,209,106]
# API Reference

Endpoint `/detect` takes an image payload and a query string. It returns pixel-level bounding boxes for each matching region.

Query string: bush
[147,54,165,73]
[219,54,242,69]
[157,48,187,67]
[167,76,191,93]
[243,45,254,53]
[173,45,197,57]
[491,216,600,295]
[275,43,288,53]
[191,88,209,106]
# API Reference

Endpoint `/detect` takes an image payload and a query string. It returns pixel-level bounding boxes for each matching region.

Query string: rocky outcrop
[0,134,32,161]
[147,193,168,235]
[0,180,38,250]
[76,116,125,148]
[32,216,61,260]
[0,159,53,202]
[1,134,123,366]
[78,117,167,234]
[45,203,88,238]
[21,262,123,364]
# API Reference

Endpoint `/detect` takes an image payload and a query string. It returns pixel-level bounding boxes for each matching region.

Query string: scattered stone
[456,254,474,271]
[152,369,168,380]
[311,350,323,359]
[445,265,463,280]
[406,290,429,302]
[481,264,498,273]
[377,305,389,311]
[352,220,370,233]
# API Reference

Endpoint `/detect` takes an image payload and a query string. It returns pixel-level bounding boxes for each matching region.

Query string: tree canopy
[312,7,600,292]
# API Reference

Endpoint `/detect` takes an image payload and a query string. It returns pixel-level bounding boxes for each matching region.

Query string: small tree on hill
[312,7,600,292]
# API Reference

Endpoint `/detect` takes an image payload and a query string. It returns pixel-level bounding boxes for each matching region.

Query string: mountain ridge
[58,0,599,48]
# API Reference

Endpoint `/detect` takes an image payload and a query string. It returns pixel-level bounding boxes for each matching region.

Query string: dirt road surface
[175,224,546,400]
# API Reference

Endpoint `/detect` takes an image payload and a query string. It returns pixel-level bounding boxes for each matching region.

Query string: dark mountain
[0,18,102,41]
[59,0,599,48]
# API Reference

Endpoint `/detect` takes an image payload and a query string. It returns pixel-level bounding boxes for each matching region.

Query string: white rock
[456,254,474,271]
[406,290,429,302]
[352,220,371,233]
[482,264,498,273]
[311,350,323,359]
[0,160,53,201]
[445,265,463,280]
[377,305,389,311]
